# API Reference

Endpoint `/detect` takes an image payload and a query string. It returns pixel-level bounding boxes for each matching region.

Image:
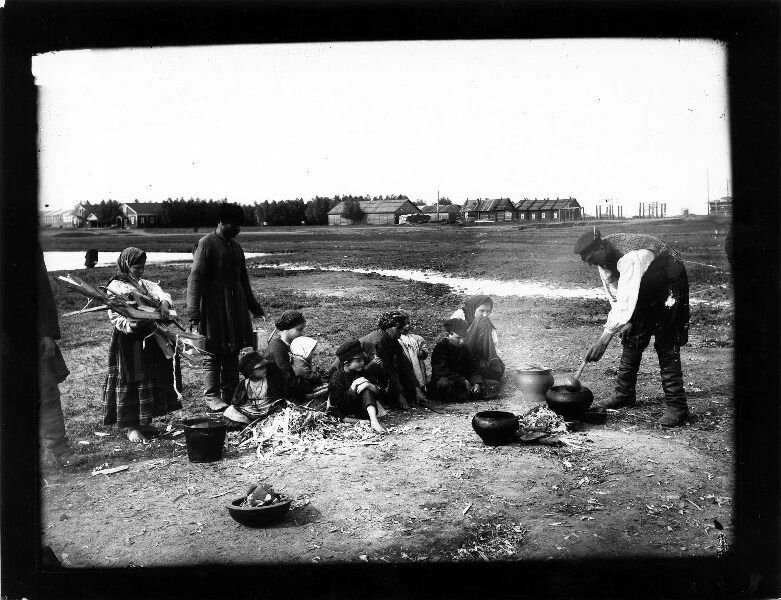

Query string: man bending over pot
[574,228,690,427]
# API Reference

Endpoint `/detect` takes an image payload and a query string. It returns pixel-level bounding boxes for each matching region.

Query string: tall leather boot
[656,345,689,427]
[598,346,644,409]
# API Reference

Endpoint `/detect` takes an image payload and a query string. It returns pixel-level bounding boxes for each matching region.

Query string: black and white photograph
[1,2,778,599]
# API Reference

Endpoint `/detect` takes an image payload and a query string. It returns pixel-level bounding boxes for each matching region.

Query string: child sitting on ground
[427,318,484,402]
[328,339,388,434]
[290,336,329,407]
[224,351,283,426]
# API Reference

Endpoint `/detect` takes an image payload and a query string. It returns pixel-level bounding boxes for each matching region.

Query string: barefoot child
[328,339,387,434]
[224,351,282,426]
[101,247,182,442]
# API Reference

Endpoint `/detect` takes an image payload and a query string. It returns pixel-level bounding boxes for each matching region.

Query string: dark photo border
[2,1,778,598]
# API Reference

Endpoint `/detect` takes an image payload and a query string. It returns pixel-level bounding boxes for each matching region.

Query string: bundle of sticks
[55,273,209,362]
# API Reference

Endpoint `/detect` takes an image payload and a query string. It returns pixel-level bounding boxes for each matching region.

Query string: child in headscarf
[397,313,429,393]
[101,247,182,442]
[290,336,329,407]
[224,351,282,426]
[328,339,387,434]
[450,295,504,395]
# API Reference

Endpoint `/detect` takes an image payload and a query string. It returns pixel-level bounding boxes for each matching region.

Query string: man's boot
[599,346,643,409]
[657,345,689,427]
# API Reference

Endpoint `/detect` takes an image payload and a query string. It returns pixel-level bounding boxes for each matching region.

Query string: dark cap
[335,339,365,363]
[444,318,469,337]
[275,310,306,331]
[239,351,273,378]
[574,227,602,255]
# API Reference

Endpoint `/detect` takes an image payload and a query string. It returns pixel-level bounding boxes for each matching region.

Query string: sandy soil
[41,254,734,567]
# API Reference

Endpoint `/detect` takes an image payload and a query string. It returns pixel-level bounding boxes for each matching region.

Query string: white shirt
[106,278,173,334]
[598,249,656,334]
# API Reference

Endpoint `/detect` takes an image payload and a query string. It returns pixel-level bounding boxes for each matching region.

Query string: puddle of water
[255,261,731,307]
[44,251,270,272]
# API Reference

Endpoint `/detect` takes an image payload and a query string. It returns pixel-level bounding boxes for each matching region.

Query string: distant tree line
[84,194,416,227]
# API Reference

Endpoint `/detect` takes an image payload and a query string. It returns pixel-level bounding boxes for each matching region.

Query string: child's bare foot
[126,428,147,443]
[370,420,388,435]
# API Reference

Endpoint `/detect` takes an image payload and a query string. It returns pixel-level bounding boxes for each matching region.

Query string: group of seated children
[222,296,505,433]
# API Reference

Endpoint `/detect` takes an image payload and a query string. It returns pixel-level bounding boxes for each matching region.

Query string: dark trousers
[203,350,239,403]
[429,375,470,403]
[616,318,686,408]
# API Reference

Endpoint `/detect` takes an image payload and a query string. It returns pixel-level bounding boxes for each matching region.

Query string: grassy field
[40,218,734,568]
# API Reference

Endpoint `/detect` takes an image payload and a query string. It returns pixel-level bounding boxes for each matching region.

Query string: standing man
[574,228,690,427]
[187,204,265,412]
[38,246,84,467]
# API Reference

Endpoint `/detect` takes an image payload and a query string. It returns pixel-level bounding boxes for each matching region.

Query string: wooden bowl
[545,385,594,420]
[472,411,519,446]
[226,496,292,528]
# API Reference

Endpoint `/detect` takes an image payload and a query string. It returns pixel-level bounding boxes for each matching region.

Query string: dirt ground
[40,221,734,567]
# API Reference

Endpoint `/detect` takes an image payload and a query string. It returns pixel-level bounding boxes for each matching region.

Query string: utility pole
[706,168,710,215]
[436,190,440,222]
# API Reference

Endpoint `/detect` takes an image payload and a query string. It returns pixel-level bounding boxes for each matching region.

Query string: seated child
[328,339,388,434]
[290,336,329,406]
[426,318,484,402]
[224,351,283,426]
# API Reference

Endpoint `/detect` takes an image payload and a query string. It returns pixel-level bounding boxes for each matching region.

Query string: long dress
[101,278,182,428]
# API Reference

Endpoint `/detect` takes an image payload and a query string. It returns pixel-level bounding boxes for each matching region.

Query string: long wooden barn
[327,199,422,226]
[514,197,582,222]
[461,198,516,222]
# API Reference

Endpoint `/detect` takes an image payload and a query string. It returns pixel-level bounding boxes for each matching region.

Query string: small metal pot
[515,366,554,403]
[253,329,268,352]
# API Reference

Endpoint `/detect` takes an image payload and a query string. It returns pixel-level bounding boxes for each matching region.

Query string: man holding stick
[574,228,690,427]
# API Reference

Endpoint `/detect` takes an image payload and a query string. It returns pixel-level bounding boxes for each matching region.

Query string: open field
[40,218,733,568]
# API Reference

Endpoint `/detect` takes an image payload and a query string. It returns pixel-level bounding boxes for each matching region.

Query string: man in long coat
[574,228,690,427]
[187,204,264,411]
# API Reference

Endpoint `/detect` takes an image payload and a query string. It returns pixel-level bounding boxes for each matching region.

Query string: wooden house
[514,197,582,222]
[327,199,421,226]
[461,198,516,222]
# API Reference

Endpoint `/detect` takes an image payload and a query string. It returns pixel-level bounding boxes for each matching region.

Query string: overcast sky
[33,39,730,216]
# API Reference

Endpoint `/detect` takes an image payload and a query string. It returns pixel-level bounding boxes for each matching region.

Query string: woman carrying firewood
[101,247,182,442]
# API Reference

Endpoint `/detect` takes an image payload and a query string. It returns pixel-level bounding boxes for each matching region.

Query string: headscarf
[275,310,306,331]
[462,295,494,327]
[239,351,273,379]
[377,310,408,331]
[116,247,146,275]
[444,318,469,337]
[290,336,318,360]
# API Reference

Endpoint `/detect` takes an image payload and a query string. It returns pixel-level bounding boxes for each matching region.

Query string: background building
[119,201,166,228]
[708,196,732,216]
[514,197,582,222]
[422,204,461,223]
[461,198,516,222]
[327,198,421,226]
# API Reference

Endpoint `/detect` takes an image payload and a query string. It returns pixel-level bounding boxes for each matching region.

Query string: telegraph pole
[436,190,440,222]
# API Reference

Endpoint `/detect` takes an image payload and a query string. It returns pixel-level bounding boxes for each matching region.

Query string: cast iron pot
[472,411,519,446]
[545,385,594,421]
[227,496,293,528]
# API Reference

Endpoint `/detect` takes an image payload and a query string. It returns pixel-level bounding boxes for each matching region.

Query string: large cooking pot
[545,385,594,420]
[472,411,519,446]
[515,366,554,403]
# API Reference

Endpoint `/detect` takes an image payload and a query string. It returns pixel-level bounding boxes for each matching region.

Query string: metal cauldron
[545,385,594,421]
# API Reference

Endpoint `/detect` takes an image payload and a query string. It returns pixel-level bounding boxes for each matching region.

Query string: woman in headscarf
[101,247,182,442]
[450,295,504,394]
[266,310,323,402]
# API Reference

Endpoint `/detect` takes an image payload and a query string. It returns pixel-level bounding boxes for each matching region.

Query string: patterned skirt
[101,331,183,428]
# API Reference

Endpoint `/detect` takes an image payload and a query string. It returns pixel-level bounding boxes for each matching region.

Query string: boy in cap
[427,318,484,402]
[328,339,387,434]
[574,227,690,427]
